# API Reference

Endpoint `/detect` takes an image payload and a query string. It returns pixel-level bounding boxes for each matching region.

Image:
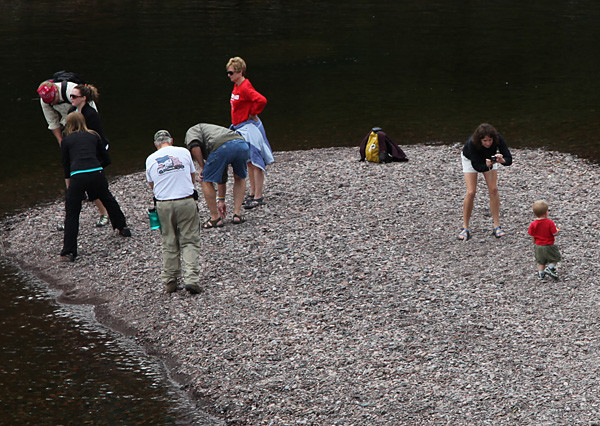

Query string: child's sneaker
[537,270,546,280]
[544,266,559,280]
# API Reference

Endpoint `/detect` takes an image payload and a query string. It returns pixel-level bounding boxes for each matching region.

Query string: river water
[0,0,598,422]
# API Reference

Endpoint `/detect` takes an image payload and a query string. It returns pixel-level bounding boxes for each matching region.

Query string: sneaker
[59,253,75,262]
[165,280,178,293]
[538,270,546,280]
[118,227,132,237]
[544,266,559,279]
[96,215,109,227]
[184,283,202,294]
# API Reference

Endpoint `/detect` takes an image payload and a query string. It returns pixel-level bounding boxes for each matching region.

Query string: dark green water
[0,259,211,424]
[0,0,598,423]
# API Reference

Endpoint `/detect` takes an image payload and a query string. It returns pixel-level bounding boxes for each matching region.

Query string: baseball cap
[154,130,172,142]
[37,83,58,104]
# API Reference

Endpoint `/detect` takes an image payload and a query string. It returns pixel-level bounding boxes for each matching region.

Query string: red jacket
[230,79,267,125]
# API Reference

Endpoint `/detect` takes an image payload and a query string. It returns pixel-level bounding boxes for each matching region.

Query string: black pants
[61,170,127,257]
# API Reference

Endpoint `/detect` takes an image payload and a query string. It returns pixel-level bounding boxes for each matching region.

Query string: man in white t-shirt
[145,130,201,294]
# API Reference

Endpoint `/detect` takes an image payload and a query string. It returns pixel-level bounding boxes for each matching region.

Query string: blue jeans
[202,139,250,183]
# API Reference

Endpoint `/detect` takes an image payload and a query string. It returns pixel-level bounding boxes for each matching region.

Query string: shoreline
[3,144,600,424]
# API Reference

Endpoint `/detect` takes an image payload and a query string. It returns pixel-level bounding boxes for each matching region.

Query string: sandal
[492,226,505,238]
[244,194,255,205]
[244,197,266,210]
[202,217,224,229]
[232,214,246,224]
[458,228,470,241]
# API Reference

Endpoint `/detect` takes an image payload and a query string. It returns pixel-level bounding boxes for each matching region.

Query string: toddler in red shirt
[528,200,562,280]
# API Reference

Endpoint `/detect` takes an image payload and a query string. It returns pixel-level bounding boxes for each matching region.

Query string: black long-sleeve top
[68,103,109,146]
[462,133,513,172]
[61,131,111,179]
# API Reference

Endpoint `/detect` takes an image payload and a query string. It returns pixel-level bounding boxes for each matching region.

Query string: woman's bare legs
[482,169,500,228]
[462,172,478,230]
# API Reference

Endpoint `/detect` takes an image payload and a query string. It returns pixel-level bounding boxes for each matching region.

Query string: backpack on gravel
[359,127,408,163]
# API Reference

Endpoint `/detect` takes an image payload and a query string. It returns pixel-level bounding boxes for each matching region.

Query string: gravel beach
[2,144,600,424]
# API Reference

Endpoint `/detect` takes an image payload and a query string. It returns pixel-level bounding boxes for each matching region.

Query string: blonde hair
[64,111,98,138]
[532,200,549,218]
[226,56,247,76]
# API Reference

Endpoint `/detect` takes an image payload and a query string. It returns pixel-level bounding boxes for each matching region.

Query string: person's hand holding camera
[486,154,505,168]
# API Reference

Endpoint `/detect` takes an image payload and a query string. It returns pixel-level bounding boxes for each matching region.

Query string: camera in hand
[490,155,497,162]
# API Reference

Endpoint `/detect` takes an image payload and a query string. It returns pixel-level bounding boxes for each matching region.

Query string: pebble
[2,144,600,424]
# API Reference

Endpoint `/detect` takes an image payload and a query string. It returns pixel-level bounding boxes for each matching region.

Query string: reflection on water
[0,259,213,424]
[0,1,599,215]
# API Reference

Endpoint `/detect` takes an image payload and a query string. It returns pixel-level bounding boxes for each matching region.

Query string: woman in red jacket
[227,56,274,209]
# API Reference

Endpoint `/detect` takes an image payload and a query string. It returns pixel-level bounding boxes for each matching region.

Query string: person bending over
[59,113,130,262]
[185,123,250,228]
[459,123,512,241]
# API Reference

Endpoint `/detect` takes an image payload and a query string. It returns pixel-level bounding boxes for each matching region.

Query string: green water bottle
[148,208,161,230]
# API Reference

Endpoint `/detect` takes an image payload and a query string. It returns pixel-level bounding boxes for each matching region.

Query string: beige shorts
[461,153,499,173]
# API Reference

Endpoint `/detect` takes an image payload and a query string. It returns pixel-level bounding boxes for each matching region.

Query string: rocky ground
[2,144,600,425]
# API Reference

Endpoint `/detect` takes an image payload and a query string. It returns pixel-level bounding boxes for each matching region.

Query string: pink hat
[37,83,57,104]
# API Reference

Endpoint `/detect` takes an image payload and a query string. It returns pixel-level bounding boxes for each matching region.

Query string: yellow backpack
[364,130,381,163]
[359,127,409,163]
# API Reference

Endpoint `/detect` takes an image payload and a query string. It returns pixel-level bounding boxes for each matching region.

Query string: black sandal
[244,194,255,206]
[232,214,246,224]
[202,218,224,229]
[244,197,265,210]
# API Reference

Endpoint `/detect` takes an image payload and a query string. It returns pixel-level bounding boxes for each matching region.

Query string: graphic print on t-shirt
[155,154,185,174]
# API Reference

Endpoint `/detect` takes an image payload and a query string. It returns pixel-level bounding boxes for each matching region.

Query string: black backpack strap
[60,81,71,105]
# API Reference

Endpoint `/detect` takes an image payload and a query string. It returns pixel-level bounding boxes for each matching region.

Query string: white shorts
[461,153,498,173]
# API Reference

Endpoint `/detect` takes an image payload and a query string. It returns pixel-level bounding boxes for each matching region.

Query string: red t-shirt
[230,79,267,125]
[528,218,557,245]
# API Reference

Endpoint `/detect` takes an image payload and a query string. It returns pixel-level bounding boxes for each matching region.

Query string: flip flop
[492,226,505,238]
[202,218,224,229]
[458,227,470,241]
